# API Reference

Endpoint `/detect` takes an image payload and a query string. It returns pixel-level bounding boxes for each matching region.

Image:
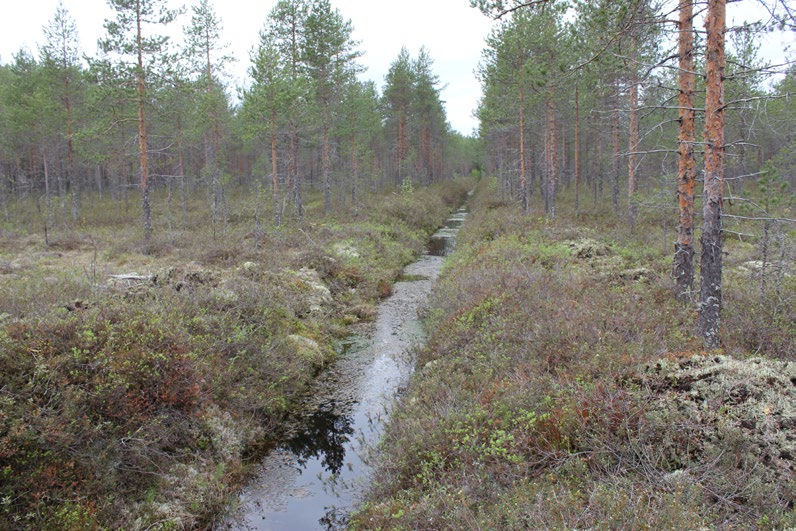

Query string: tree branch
[723,214,796,223]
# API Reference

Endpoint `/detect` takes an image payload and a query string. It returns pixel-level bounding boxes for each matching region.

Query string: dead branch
[723,214,796,223]
[109,273,152,281]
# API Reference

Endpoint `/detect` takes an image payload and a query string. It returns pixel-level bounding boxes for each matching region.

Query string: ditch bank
[221,205,469,530]
[350,178,794,530]
[0,182,473,530]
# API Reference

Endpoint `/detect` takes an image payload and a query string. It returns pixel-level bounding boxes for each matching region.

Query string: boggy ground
[353,178,794,530]
[0,179,472,529]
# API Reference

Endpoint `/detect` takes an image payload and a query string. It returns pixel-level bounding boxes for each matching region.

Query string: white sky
[0,0,792,136]
[0,0,496,136]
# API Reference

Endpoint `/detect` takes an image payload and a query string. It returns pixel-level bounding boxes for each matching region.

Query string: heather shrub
[0,180,469,528]
[353,178,794,529]
[0,305,205,526]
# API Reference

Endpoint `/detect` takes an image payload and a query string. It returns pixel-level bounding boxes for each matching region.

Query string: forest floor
[0,178,472,529]
[352,177,794,529]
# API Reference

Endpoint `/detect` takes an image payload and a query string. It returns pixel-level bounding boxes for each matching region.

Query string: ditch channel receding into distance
[221,205,468,530]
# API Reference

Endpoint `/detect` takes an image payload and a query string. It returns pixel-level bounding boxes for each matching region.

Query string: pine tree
[40,1,83,220]
[268,0,310,220]
[673,0,697,302]
[184,0,233,233]
[5,51,52,221]
[478,13,535,209]
[99,0,179,242]
[244,29,300,226]
[302,0,361,213]
[412,47,446,185]
[339,79,380,216]
[383,47,414,185]
[698,0,727,348]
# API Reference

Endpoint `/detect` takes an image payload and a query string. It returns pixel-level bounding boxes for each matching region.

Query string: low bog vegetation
[0,179,472,529]
[353,178,794,530]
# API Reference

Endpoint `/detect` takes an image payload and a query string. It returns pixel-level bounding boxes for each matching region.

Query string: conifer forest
[0,0,793,528]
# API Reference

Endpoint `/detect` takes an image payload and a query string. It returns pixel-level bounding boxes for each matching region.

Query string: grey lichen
[283,267,333,314]
[638,354,794,512]
[565,238,612,260]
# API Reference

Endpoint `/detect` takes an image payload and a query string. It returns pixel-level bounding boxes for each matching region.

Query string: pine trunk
[574,82,580,216]
[674,0,697,302]
[136,0,151,242]
[322,83,331,213]
[548,82,558,219]
[543,118,550,214]
[611,87,620,211]
[698,0,726,349]
[351,137,359,217]
[271,111,280,227]
[42,146,51,228]
[627,32,639,229]
[291,128,303,222]
[519,87,528,212]
[65,83,78,221]
[177,116,187,226]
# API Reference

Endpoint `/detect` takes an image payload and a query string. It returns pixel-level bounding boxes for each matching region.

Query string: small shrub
[354,180,793,530]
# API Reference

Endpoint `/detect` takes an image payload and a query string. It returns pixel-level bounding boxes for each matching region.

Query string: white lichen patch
[565,238,612,260]
[618,267,653,282]
[212,280,240,304]
[639,354,795,504]
[287,334,325,366]
[332,241,360,259]
[238,261,262,279]
[284,267,333,313]
[736,260,792,278]
[203,405,246,460]
[241,261,259,271]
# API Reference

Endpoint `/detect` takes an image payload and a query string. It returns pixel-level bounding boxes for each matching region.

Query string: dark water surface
[222,211,464,530]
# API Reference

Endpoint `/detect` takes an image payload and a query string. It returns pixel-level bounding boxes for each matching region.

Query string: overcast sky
[0,0,495,136]
[0,0,791,136]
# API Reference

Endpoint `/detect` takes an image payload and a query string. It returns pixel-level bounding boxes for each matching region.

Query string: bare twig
[723,214,796,223]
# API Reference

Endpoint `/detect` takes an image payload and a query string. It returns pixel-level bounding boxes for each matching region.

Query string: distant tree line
[0,0,475,238]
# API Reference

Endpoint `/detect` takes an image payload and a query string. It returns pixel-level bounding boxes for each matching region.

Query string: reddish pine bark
[575,82,580,216]
[674,0,697,302]
[519,87,528,212]
[65,73,77,220]
[396,111,408,182]
[321,77,331,213]
[547,79,558,219]
[611,87,620,210]
[627,31,639,229]
[177,115,187,225]
[271,109,279,227]
[698,0,726,348]
[135,0,151,241]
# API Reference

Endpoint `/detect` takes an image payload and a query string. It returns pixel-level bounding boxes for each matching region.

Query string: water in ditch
[221,208,465,530]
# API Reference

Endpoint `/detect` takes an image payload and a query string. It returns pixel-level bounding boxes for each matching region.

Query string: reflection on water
[429,208,468,256]
[222,207,467,530]
[282,400,354,475]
